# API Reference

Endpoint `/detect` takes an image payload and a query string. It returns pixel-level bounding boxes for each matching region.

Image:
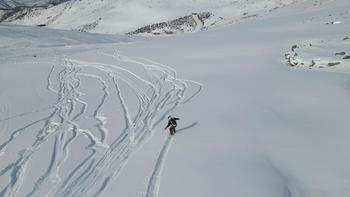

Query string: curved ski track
[0,53,202,197]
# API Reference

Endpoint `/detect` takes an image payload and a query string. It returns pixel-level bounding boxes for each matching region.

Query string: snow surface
[1,0,333,34]
[1,0,350,197]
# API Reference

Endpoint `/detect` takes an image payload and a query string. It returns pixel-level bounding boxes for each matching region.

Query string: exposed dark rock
[327,62,341,66]
[291,45,298,52]
[335,51,346,56]
[77,20,100,32]
[0,6,43,22]
[0,1,13,10]
[0,0,69,10]
[0,0,69,22]
[128,12,211,35]
[242,14,258,19]
[310,60,316,67]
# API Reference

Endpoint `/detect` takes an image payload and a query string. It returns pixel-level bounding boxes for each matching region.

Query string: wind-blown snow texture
[1,0,350,197]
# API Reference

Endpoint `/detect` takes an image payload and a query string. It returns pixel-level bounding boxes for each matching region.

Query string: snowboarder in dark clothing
[165,116,179,135]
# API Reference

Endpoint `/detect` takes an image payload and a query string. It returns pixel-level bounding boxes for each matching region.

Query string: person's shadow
[175,122,198,134]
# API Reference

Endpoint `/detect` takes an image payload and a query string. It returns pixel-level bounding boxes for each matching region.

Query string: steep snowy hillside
[0,0,67,9]
[1,0,350,197]
[0,0,13,9]
[0,0,333,35]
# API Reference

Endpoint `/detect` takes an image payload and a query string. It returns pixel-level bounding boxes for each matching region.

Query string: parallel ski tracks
[0,53,202,197]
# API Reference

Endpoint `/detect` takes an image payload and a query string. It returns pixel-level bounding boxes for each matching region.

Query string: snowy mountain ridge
[0,0,332,35]
[0,0,67,9]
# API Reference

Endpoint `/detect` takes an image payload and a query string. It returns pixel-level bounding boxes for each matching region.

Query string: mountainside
[0,0,67,9]
[1,0,350,197]
[0,0,333,35]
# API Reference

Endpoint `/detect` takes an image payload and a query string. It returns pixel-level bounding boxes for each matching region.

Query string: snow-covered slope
[0,0,333,35]
[0,0,66,9]
[1,0,350,197]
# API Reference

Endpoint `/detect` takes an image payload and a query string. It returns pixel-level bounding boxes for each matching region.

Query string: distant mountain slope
[0,0,13,9]
[0,0,334,35]
[0,0,68,9]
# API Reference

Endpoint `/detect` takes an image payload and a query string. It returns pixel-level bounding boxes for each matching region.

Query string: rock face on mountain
[0,6,43,22]
[0,1,12,9]
[128,12,211,35]
[0,0,70,23]
[0,0,68,9]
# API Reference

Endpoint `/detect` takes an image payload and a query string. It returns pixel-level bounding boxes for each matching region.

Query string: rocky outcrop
[0,6,47,22]
[77,19,101,32]
[0,0,70,22]
[0,0,69,10]
[128,12,211,35]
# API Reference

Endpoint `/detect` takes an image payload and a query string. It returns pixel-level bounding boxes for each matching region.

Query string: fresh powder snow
[1,0,350,197]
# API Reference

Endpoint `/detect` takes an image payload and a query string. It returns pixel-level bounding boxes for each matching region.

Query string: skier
[165,116,179,135]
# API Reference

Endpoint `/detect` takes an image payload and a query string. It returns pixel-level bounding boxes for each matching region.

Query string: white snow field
[1,0,350,197]
[0,0,333,34]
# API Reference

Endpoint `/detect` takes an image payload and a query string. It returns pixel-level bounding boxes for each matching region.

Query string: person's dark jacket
[165,117,179,129]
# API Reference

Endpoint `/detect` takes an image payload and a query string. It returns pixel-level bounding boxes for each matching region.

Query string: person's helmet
[168,116,171,119]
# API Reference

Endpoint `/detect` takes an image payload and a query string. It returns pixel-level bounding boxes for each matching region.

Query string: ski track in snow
[0,52,202,197]
[145,135,173,197]
[143,122,198,197]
